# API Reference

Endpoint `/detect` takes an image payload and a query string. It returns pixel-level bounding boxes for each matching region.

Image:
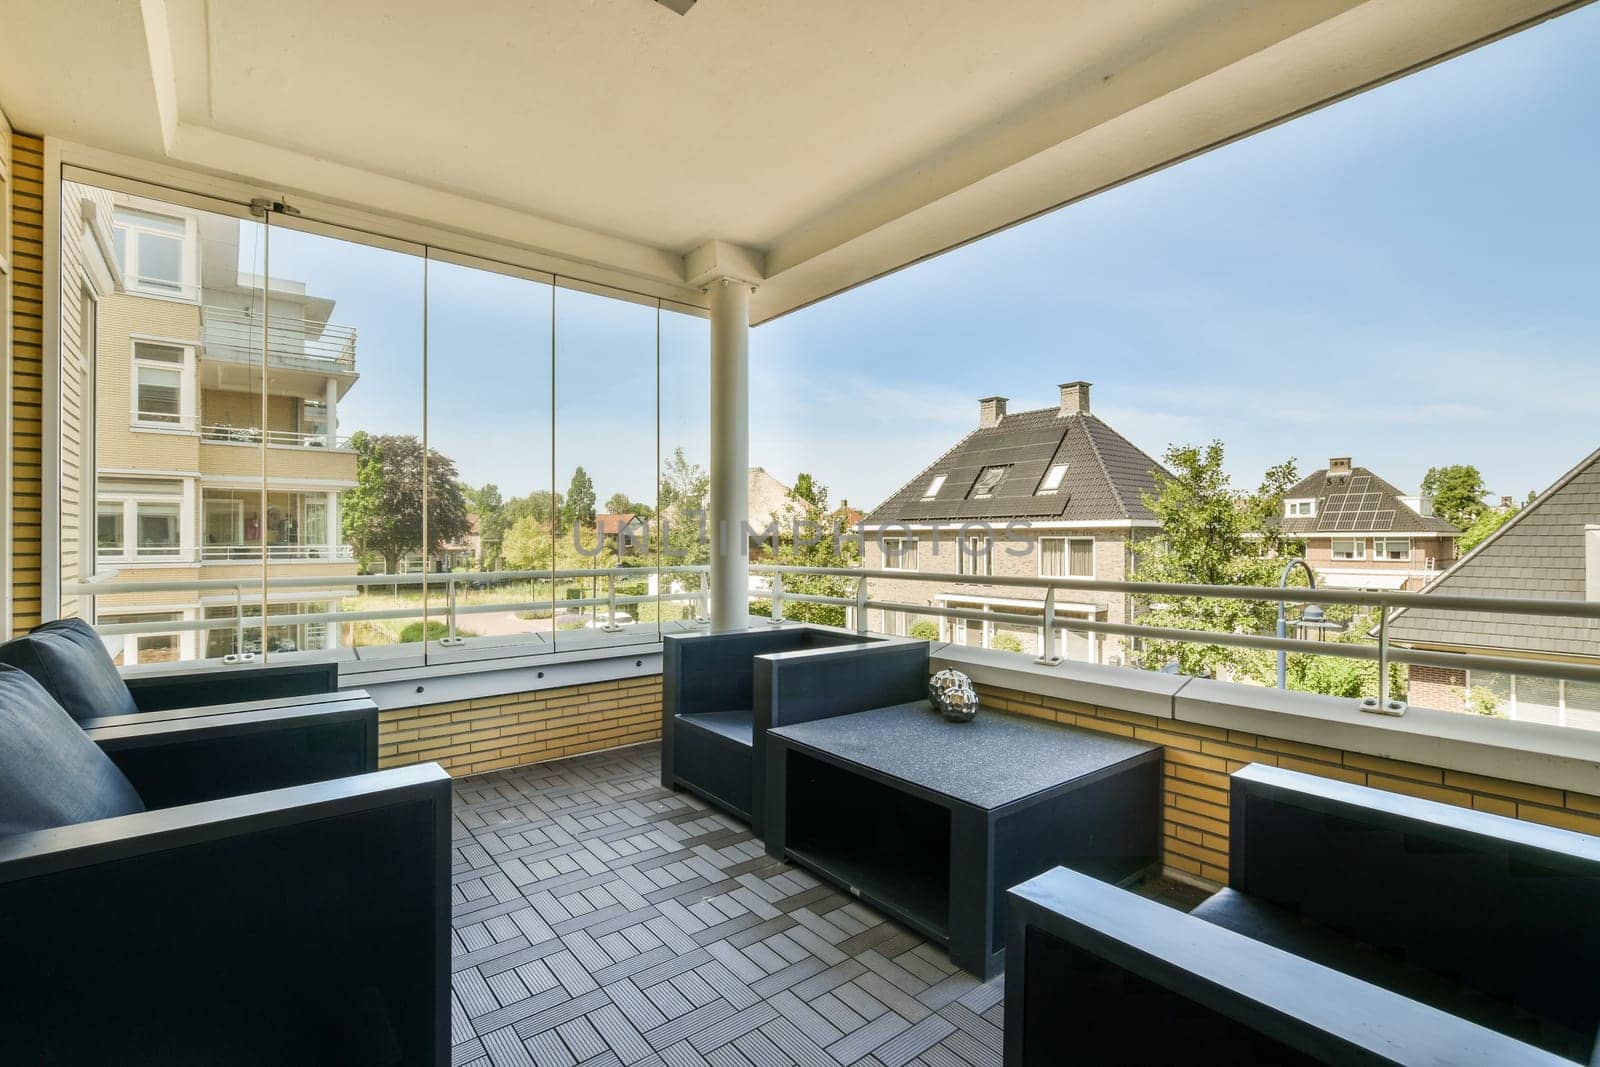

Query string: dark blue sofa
[0,631,445,1063]
[662,625,929,834]
[1004,764,1600,1065]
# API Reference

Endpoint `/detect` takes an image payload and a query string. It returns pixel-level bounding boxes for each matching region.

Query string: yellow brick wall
[9,132,43,634]
[378,675,663,777]
[977,682,1600,887]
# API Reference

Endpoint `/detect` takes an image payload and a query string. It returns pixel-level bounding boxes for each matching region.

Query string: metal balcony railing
[200,544,355,562]
[201,307,358,373]
[199,424,353,449]
[64,564,1600,716]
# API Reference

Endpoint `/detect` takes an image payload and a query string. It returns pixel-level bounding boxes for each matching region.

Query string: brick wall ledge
[932,644,1600,797]
[349,645,663,711]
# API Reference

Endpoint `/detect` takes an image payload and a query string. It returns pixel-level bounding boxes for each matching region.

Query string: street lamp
[1276,559,1346,689]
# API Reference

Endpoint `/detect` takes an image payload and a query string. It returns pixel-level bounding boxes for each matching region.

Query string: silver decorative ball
[929,668,979,723]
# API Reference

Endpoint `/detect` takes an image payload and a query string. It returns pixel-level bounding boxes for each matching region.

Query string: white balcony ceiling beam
[0,0,1581,320]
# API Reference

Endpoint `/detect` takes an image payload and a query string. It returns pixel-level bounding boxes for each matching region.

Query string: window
[112,207,192,297]
[1039,536,1094,578]
[132,341,193,427]
[98,478,186,561]
[99,611,183,666]
[96,507,123,557]
[301,400,331,446]
[971,465,1008,498]
[1374,538,1412,561]
[1330,538,1366,560]
[883,537,918,571]
[1037,463,1068,494]
[959,535,992,576]
[922,474,946,499]
[1285,499,1316,518]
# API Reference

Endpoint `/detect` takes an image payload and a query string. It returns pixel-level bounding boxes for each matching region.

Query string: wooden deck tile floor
[450,741,1193,1067]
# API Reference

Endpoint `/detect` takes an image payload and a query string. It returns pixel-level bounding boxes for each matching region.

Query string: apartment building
[1276,457,1460,592]
[62,183,359,664]
[860,382,1167,664]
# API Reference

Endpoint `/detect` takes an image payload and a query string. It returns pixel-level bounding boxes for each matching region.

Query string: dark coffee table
[764,701,1160,978]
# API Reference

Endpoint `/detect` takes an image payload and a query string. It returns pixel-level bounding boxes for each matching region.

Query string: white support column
[324,378,339,446]
[708,279,751,631]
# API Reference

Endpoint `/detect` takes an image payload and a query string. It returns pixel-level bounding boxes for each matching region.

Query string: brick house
[1387,446,1600,728]
[1276,457,1460,592]
[859,381,1167,664]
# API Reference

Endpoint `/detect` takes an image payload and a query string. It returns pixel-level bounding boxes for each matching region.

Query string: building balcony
[199,543,354,563]
[199,306,357,376]
[199,423,353,450]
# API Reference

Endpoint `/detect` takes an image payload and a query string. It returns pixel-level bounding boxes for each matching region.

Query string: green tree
[501,513,555,570]
[658,447,711,566]
[1128,442,1300,683]
[754,472,861,627]
[603,491,654,521]
[503,490,562,531]
[465,483,506,568]
[1457,500,1519,554]
[342,432,473,574]
[563,467,597,531]
[1420,464,1488,529]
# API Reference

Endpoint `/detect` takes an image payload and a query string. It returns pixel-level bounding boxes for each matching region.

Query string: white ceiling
[0,0,1580,321]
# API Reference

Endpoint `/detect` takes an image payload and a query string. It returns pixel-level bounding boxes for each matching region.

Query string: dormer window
[1037,463,1068,495]
[1285,499,1316,518]
[922,474,946,500]
[971,465,1008,499]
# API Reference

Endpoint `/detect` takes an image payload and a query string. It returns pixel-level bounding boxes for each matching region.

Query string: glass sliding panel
[554,283,659,651]
[260,221,424,667]
[658,302,710,633]
[423,255,556,665]
[63,176,265,666]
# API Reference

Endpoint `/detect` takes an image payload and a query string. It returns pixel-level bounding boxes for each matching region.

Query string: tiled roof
[1388,447,1600,658]
[596,513,640,536]
[863,407,1168,525]
[1278,467,1459,536]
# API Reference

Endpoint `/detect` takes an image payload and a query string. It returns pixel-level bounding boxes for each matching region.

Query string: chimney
[1059,381,1091,416]
[1500,495,1514,509]
[1329,457,1352,476]
[979,396,1008,428]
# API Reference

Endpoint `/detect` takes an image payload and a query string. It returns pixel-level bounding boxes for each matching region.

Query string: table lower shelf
[784,843,951,946]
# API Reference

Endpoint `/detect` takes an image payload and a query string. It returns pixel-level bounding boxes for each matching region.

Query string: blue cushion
[0,665,144,836]
[0,617,138,724]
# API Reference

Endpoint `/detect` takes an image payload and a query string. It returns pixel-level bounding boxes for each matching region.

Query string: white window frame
[958,534,992,577]
[112,206,198,300]
[129,337,197,430]
[1038,535,1095,578]
[97,480,187,563]
[1374,538,1412,562]
[921,474,946,500]
[1285,498,1316,518]
[1330,538,1366,561]
[882,537,919,572]
[1037,463,1068,495]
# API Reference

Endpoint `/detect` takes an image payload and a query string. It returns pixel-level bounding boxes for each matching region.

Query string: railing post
[439,574,466,646]
[855,575,870,636]
[602,572,621,632]
[1361,599,1406,716]
[769,572,785,625]
[233,586,245,661]
[1035,587,1060,666]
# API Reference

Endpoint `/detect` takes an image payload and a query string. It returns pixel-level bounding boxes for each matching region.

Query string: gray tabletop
[769,701,1157,810]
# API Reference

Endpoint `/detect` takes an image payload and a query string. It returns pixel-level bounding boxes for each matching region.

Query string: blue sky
[751,3,1600,512]
[248,4,1597,515]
